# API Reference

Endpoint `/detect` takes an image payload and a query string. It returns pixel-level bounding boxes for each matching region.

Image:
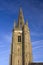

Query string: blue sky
[0,0,43,65]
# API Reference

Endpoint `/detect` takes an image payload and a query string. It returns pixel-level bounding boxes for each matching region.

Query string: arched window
[18,36,21,42]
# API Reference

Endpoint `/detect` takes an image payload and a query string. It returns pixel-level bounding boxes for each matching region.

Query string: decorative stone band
[14,31,22,33]
[14,30,29,33]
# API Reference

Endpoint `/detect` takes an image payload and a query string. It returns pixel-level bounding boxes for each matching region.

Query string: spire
[18,8,24,29]
[14,20,16,29]
[26,20,28,26]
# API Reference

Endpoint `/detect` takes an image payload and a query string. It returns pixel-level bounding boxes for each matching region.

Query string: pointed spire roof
[26,20,28,26]
[14,20,16,28]
[18,8,24,29]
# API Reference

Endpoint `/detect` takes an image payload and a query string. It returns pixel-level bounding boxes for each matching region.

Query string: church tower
[10,8,32,65]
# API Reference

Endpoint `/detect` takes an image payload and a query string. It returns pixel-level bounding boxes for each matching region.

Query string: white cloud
[0,32,12,53]
[32,40,43,62]
[0,32,11,65]
[32,40,43,47]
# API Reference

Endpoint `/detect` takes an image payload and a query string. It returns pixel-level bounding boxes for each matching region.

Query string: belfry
[10,8,32,65]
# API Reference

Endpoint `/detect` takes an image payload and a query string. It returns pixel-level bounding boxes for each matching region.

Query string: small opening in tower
[18,60,19,65]
[18,60,19,63]
[18,36,21,42]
